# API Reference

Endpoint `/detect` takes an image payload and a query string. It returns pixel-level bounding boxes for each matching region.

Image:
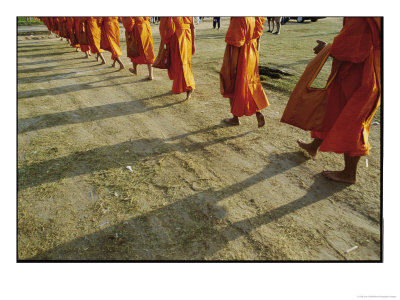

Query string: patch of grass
[17,17,43,26]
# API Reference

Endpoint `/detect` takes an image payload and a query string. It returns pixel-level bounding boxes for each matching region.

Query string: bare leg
[297,138,323,157]
[256,111,265,128]
[148,64,154,80]
[129,63,138,75]
[98,53,106,64]
[85,51,90,58]
[322,154,360,184]
[96,53,99,61]
[186,89,193,100]
[274,22,281,34]
[116,57,125,71]
[112,59,116,67]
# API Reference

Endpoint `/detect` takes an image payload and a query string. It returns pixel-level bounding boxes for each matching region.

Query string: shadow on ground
[24,151,347,260]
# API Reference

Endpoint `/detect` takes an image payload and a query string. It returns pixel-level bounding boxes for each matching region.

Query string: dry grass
[17,17,381,261]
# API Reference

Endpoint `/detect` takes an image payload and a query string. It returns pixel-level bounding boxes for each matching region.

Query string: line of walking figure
[36,17,381,184]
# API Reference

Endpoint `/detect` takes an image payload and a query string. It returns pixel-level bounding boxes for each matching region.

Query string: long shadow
[18,71,88,84]
[17,75,132,100]
[17,63,116,84]
[18,127,250,190]
[17,44,59,49]
[18,51,75,59]
[17,57,98,66]
[24,151,348,260]
[17,59,95,74]
[18,92,172,133]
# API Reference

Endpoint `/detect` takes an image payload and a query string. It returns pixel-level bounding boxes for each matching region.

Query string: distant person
[100,17,125,70]
[66,17,80,51]
[267,17,281,34]
[122,17,155,80]
[83,17,106,64]
[157,17,195,100]
[220,17,269,127]
[291,18,381,184]
[74,17,91,58]
[213,17,221,29]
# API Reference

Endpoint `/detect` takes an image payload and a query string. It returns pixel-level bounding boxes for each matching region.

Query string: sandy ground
[17,20,381,261]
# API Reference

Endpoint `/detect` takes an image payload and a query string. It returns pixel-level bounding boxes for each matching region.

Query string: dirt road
[17,20,381,260]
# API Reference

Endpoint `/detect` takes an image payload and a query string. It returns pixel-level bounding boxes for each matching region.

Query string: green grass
[17,17,43,26]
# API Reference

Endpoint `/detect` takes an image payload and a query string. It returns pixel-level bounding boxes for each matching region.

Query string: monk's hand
[313,40,327,54]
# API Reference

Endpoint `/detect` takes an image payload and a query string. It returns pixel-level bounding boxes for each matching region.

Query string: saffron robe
[58,17,68,38]
[83,17,104,54]
[311,17,381,156]
[100,17,122,60]
[122,17,155,64]
[74,17,90,52]
[159,17,195,93]
[66,17,79,47]
[220,17,269,117]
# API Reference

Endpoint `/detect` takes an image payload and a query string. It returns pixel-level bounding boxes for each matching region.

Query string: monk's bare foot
[118,64,125,71]
[148,75,154,80]
[256,112,265,128]
[223,117,240,126]
[322,170,356,184]
[297,139,317,157]
[101,60,106,65]
[112,61,116,68]
[186,90,193,100]
[129,67,137,75]
[96,54,99,61]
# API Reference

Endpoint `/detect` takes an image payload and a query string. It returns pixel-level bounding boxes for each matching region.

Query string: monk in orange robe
[158,17,195,99]
[122,17,155,80]
[74,17,91,58]
[100,17,125,70]
[220,17,269,127]
[58,17,68,40]
[83,17,106,64]
[296,17,381,183]
[66,17,80,50]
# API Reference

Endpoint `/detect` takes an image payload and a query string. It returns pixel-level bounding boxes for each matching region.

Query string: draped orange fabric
[74,18,89,52]
[66,17,79,47]
[131,17,155,64]
[159,17,195,93]
[53,17,60,35]
[58,17,68,38]
[220,17,269,117]
[101,17,122,60]
[310,17,381,156]
[83,17,104,54]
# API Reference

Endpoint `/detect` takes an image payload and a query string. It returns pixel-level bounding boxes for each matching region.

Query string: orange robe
[101,17,122,60]
[122,17,155,64]
[159,17,195,94]
[59,17,68,38]
[53,17,60,35]
[83,17,104,54]
[74,17,90,52]
[220,17,269,117]
[66,17,79,47]
[311,17,381,156]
